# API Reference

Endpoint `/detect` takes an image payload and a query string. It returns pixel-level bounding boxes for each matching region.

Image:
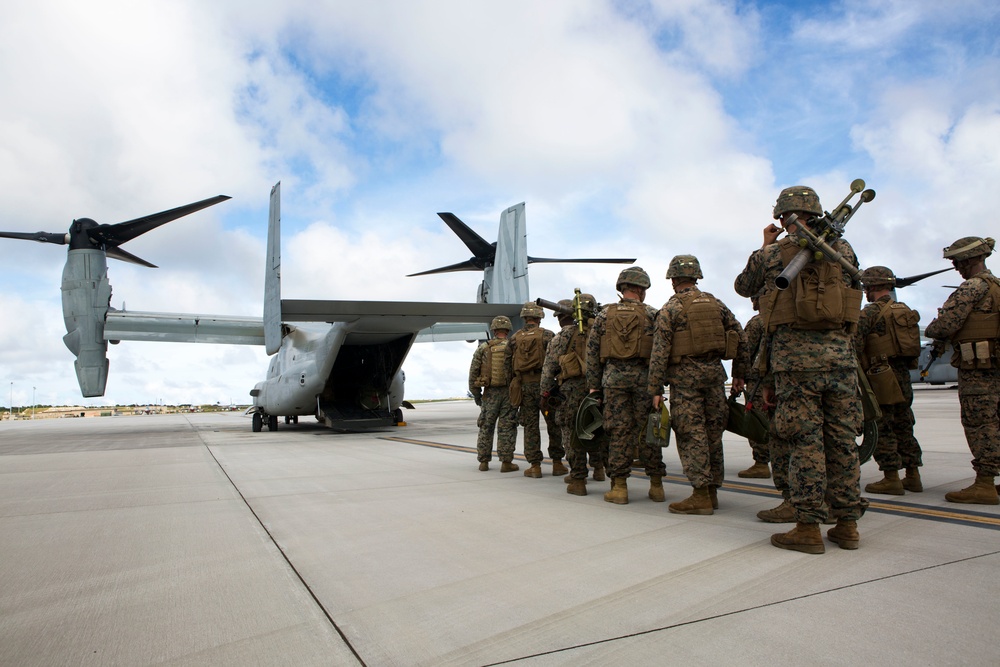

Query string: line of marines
[469,184,1000,555]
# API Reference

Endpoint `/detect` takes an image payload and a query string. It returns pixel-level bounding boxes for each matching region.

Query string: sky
[0,0,998,409]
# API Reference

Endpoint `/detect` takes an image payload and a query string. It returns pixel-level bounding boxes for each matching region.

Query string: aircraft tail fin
[264,182,282,355]
[490,203,529,304]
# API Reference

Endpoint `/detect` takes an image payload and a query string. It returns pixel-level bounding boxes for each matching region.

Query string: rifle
[775,179,876,290]
[920,340,947,378]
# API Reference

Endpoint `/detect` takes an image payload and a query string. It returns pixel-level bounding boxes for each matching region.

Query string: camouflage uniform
[647,286,748,489]
[504,322,560,466]
[541,322,606,481]
[855,294,923,473]
[735,237,865,525]
[586,298,666,480]
[744,313,773,466]
[469,340,517,464]
[925,269,1000,479]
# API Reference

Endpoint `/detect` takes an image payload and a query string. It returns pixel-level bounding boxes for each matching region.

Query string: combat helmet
[860,266,896,288]
[616,266,651,291]
[520,301,544,319]
[943,236,995,262]
[490,315,512,332]
[575,394,604,441]
[666,254,703,280]
[773,185,823,220]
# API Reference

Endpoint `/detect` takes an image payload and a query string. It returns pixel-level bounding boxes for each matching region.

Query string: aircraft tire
[252,412,262,432]
[284,415,290,424]
[268,414,278,431]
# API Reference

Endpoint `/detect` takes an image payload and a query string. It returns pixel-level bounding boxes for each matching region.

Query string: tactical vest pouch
[600,304,653,361]
[793,263,863,329]
[866,363,905,405]
[513,328,545,373]
[558,350,583,381]
[890,304,922,358]
[509,375,522,407]
[670,293,727,362]
[488,342,507,387]
[724,329,740,361]
[957,340,995,370]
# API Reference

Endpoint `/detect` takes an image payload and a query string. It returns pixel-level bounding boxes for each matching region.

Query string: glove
[473,392,483,407]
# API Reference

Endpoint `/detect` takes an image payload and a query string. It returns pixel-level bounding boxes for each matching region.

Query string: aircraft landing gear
[252,411,263,432]
[268,414,278,431]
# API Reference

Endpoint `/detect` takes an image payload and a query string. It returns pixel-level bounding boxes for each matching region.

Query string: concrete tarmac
[1,387,997,666]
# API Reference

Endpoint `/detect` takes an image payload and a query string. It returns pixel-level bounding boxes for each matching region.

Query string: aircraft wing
[104,301,519,347]
[281,300,520,344]
[104,311,265,345]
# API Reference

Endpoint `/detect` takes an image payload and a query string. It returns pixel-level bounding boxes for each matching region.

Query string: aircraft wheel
[252,412,262,432]
[291,415,299,424]
[268,414,278,431]
[284,415,291,424]
[393,408,404,424]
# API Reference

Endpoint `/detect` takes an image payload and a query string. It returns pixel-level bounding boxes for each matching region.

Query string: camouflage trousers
[958,367,1000,477]
[774,368,864,523]
[873,369,922,471]
[604,386,666,479]
[477,386,517,463]
[556,379,607,480]
[669,381,727,489]
[746,382,770,463]
[766,404,791,498]
[518,381,564,465]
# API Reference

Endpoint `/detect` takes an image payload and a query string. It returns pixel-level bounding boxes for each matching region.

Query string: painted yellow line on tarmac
[382,435,1000,531]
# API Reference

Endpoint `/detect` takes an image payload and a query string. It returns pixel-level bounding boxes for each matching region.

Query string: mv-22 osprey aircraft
[0,184,634,431]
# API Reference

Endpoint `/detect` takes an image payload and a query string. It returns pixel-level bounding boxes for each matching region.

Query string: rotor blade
[105,245,158,268]
[894,267,954,288]
[437,212,495,259]
[91,195,231,247]
[527,256,637,265]
[407,259,482,277]
[0,230,68,245]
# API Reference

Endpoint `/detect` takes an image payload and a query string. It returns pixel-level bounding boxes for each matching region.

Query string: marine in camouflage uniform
[735,186,866,554]
[739,300,773,479]
[469,316,519,472]
[586,266,667,504]
[648,255,749,515]
[541,295,607,496]
[854,266,924,495]
[504,303,561,478]
[924,236,1000,505]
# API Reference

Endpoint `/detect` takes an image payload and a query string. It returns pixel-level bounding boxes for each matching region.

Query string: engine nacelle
[61,249,111,397]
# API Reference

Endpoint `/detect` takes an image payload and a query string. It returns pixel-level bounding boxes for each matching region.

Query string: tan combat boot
[865,469,905,495]
[604,477,629,504]
[523,463,543,478]
[827,519,860,550]
[566,478,587,496]
[738,462,772,479]
[479,461,489,471]
[945,476,999,505]
[771,522,825,554]
[648,475,665,502]
[757,499,795,523]
[668,487,713,515]
[592,466,606,481]
[500,461,519,473]
[709,485,719,510]
[552,459,568,476]
[902,467,923,492]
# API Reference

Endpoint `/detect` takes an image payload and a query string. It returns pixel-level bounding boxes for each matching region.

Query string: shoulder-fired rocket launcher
[775,179,876,290]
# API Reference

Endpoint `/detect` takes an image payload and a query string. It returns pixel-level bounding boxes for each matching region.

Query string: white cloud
[1,0,998,409]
